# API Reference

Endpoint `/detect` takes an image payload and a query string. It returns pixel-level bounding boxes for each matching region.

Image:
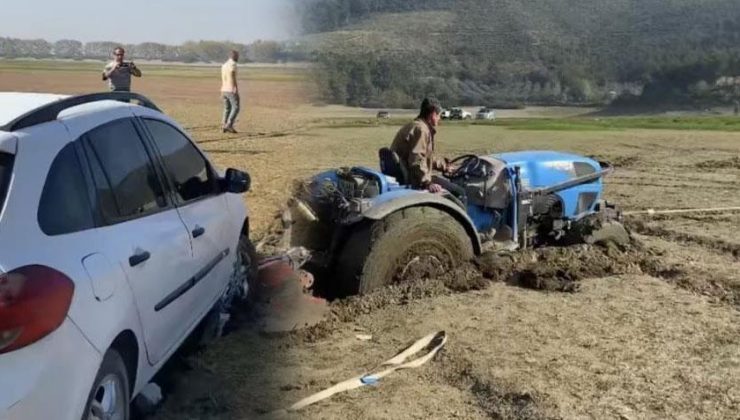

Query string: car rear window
[38,143,95,235]
[0,152,14,212]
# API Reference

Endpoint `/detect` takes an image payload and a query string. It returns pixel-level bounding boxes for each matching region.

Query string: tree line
[301,0,740,108]
[0,37,309,63]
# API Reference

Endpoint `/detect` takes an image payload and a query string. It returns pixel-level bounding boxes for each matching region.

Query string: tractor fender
[361,191,482,255]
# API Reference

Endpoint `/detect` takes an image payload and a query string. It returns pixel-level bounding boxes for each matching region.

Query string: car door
[81,117,197,365]
[138,118,235,316]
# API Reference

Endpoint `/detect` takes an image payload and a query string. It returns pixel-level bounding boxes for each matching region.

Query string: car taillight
[0,265,74,354]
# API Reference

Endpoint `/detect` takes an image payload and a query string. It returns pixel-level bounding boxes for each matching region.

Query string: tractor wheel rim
[88,374,125,420]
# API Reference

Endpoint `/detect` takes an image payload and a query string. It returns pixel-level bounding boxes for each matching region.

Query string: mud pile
[593,154,641,169]
[475,243,643,292]
[340,243,648,318]
[299,242,648,342]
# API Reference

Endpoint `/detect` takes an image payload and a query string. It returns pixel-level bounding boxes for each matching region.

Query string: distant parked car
[476,107,496,120]
[450,107,472,120]
[377,111,390,119]
[0,92,255,420]
[440,108,452,119]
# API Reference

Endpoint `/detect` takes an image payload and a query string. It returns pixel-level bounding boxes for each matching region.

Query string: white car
[0,92,255,420]
[450,107,472,120]
[440,109,451,119]
[476,107,495,120]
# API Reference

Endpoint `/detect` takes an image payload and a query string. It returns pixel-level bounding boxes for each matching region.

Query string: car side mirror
[223,168,250,194]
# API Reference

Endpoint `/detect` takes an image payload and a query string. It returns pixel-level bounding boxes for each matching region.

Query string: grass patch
[488,117,740,132]
[316,117,407,129]
[316,115,740,132]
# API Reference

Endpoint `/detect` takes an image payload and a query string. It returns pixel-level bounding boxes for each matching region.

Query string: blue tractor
[287,149,627,296]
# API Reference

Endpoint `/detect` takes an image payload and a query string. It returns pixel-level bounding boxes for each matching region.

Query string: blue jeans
[222,93,240,128]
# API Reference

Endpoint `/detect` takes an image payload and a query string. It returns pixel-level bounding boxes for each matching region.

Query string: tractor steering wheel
[447,154,481,179]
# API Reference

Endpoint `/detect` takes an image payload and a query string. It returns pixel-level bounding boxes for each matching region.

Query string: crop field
[2,60,739,419]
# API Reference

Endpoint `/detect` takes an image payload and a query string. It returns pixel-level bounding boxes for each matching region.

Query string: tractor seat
[378,147,409,185]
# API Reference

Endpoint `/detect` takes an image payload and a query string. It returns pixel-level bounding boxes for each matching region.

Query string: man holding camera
[102,47,142,92]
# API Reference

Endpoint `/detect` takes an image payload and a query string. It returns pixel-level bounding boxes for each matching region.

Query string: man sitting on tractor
[390,97,453,193]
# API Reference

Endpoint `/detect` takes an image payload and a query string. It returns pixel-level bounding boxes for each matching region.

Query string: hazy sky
[1,0,298,44]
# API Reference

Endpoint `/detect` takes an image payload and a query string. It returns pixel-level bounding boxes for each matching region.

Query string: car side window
[85,118,167,222]
[142,119,219,203]
[37,142,95,235]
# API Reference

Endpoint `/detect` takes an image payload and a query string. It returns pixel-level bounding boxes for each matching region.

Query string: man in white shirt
[221,50,241,133]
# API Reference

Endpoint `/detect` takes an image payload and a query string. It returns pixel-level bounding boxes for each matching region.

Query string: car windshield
[0,153,14,213]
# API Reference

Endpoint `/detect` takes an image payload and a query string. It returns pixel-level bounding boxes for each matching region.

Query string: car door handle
[129,251,151,267]
[192,226,206,238]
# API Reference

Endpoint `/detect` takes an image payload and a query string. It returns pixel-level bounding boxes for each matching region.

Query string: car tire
[238,234,260,294]
[335,207,474,296]
[82,349,130,420]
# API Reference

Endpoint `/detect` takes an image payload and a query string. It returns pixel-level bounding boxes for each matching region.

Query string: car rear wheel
[335,207,474,296]
[83,349,130,420]
[238,234,260,296]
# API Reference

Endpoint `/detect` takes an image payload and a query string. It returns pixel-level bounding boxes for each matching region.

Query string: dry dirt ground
[2,61,739,419]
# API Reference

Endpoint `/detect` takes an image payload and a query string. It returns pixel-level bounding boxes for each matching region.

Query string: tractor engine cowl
[336,168,381,199]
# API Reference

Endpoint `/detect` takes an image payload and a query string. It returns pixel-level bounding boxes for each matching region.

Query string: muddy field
[2,61,739,419]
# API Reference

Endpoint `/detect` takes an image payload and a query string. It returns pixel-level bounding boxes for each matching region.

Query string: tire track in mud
[608,180,740,192]
[644,213,739,223]
[628,218,740,259]
[695,156,740,170]
[623,219,740,307]
[430,351,549,420]
[194,129,303,145]
[636,254,739,306]
[613,172,739,187]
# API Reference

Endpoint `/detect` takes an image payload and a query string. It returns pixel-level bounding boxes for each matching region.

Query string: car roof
[0,92,154,132]
[0,92,70,128]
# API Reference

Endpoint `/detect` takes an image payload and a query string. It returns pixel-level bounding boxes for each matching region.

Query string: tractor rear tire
[335,207,474,296]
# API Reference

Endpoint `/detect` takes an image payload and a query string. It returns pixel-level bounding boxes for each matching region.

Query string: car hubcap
[88,374,125,420]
